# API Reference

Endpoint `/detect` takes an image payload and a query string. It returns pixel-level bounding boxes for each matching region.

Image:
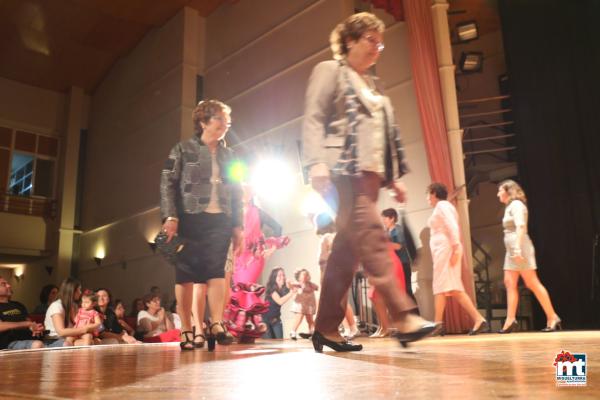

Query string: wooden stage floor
[1,330,599,399]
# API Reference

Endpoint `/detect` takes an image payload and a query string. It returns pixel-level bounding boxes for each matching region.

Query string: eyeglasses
[363,35,385,52]
[211,115,232,127]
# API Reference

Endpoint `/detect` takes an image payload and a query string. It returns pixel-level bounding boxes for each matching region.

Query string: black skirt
[175,212,232,283]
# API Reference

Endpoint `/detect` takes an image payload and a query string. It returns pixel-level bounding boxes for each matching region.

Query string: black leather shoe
[312,331,363,353]
[394,322,439,347]
[498,320,518,334]
[298,332,312,339]
[431,323,445,337]
[468,320,488,336]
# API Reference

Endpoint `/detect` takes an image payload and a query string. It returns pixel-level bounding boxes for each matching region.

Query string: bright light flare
[300,190,330,217]
[228,160,248,183]
[250,159,294,201]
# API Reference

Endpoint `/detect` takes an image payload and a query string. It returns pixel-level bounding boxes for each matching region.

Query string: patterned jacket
[160,135,243,228]
[302,60,409,185]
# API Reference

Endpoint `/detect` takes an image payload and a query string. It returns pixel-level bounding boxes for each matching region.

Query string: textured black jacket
[160,135,243,228]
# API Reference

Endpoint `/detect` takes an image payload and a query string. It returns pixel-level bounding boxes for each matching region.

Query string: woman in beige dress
[497,180,561,333]
[427,183,487,335]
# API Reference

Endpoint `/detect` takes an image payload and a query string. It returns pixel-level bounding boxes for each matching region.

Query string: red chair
[29,314,45,324]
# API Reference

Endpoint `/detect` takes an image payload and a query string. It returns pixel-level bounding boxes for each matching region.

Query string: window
[0,127,59,199]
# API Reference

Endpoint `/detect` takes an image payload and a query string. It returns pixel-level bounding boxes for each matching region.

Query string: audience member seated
[95,289,139,344]
[68,290,103,346]
[113,299,136,336]
[130,298,145,318]
[45,278,100,347]
[33,284,58,315]
[136,293,179,343]
[0,277,53,350]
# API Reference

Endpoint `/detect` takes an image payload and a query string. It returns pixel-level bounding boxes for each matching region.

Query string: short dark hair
[143,293,161,308]
[192,99,231,135]
[426,182,448,200]
[381,208,398,222]
[294,268,310,281]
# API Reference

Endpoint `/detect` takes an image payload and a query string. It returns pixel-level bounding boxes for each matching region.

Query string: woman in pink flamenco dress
[225,188,289,341]
[426,182,487,336]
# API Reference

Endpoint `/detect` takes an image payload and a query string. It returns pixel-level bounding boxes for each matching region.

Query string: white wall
[0,77,66,136]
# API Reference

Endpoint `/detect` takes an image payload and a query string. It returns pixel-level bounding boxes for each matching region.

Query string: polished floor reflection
[1,331,599,399]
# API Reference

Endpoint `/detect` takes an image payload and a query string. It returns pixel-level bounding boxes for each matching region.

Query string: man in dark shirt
[0,277,45,350]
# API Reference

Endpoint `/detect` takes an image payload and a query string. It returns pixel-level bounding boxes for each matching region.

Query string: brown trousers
[315,172,416,334]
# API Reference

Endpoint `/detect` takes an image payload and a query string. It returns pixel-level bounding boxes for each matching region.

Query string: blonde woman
[497,180,561,333]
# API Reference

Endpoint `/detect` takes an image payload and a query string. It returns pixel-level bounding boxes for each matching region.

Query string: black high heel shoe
[541,317,562,332]
[312,331,363,353]
[193,326,205,349]
[393,321,439,347]
[498,320,518,334]
[207,322,234,351]
[468,320,488,336]
[180,330,195,351]
[431,322,445,337]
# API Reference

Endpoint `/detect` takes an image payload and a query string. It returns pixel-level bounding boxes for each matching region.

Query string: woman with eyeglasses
[160,99,243,351]
[302,12,437,352]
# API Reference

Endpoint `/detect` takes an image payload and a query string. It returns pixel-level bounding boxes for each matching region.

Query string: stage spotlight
[250,159,294,201]
[459,52,483,73]
[456,21,479,42]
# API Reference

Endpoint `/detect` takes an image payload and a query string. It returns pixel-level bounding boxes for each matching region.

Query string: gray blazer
[302,60,408,184]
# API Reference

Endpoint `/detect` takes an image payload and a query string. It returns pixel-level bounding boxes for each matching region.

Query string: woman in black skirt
[160,100,243,351]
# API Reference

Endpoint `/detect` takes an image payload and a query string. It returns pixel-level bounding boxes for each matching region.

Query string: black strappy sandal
[180,330,194,351]
[207,321,234,351]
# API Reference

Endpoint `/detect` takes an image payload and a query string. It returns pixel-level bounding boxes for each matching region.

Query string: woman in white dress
[427,183,487,335]
[497,180,561,333]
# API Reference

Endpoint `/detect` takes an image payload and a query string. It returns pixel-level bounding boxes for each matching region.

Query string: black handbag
[153,231,186,265]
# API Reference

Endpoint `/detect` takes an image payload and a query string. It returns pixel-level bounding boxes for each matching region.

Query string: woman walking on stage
[160,99,242,350]
[302,12,437,352]
[497,180,561,333]
[426,183,487,335]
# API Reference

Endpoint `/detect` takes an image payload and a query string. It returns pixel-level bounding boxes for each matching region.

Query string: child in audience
[289,269,319,340]
[67,291,102,345]
[114,299,135,336]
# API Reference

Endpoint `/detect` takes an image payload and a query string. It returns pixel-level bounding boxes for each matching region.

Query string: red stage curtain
[402,0,474,333]
[367,0,405,21]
